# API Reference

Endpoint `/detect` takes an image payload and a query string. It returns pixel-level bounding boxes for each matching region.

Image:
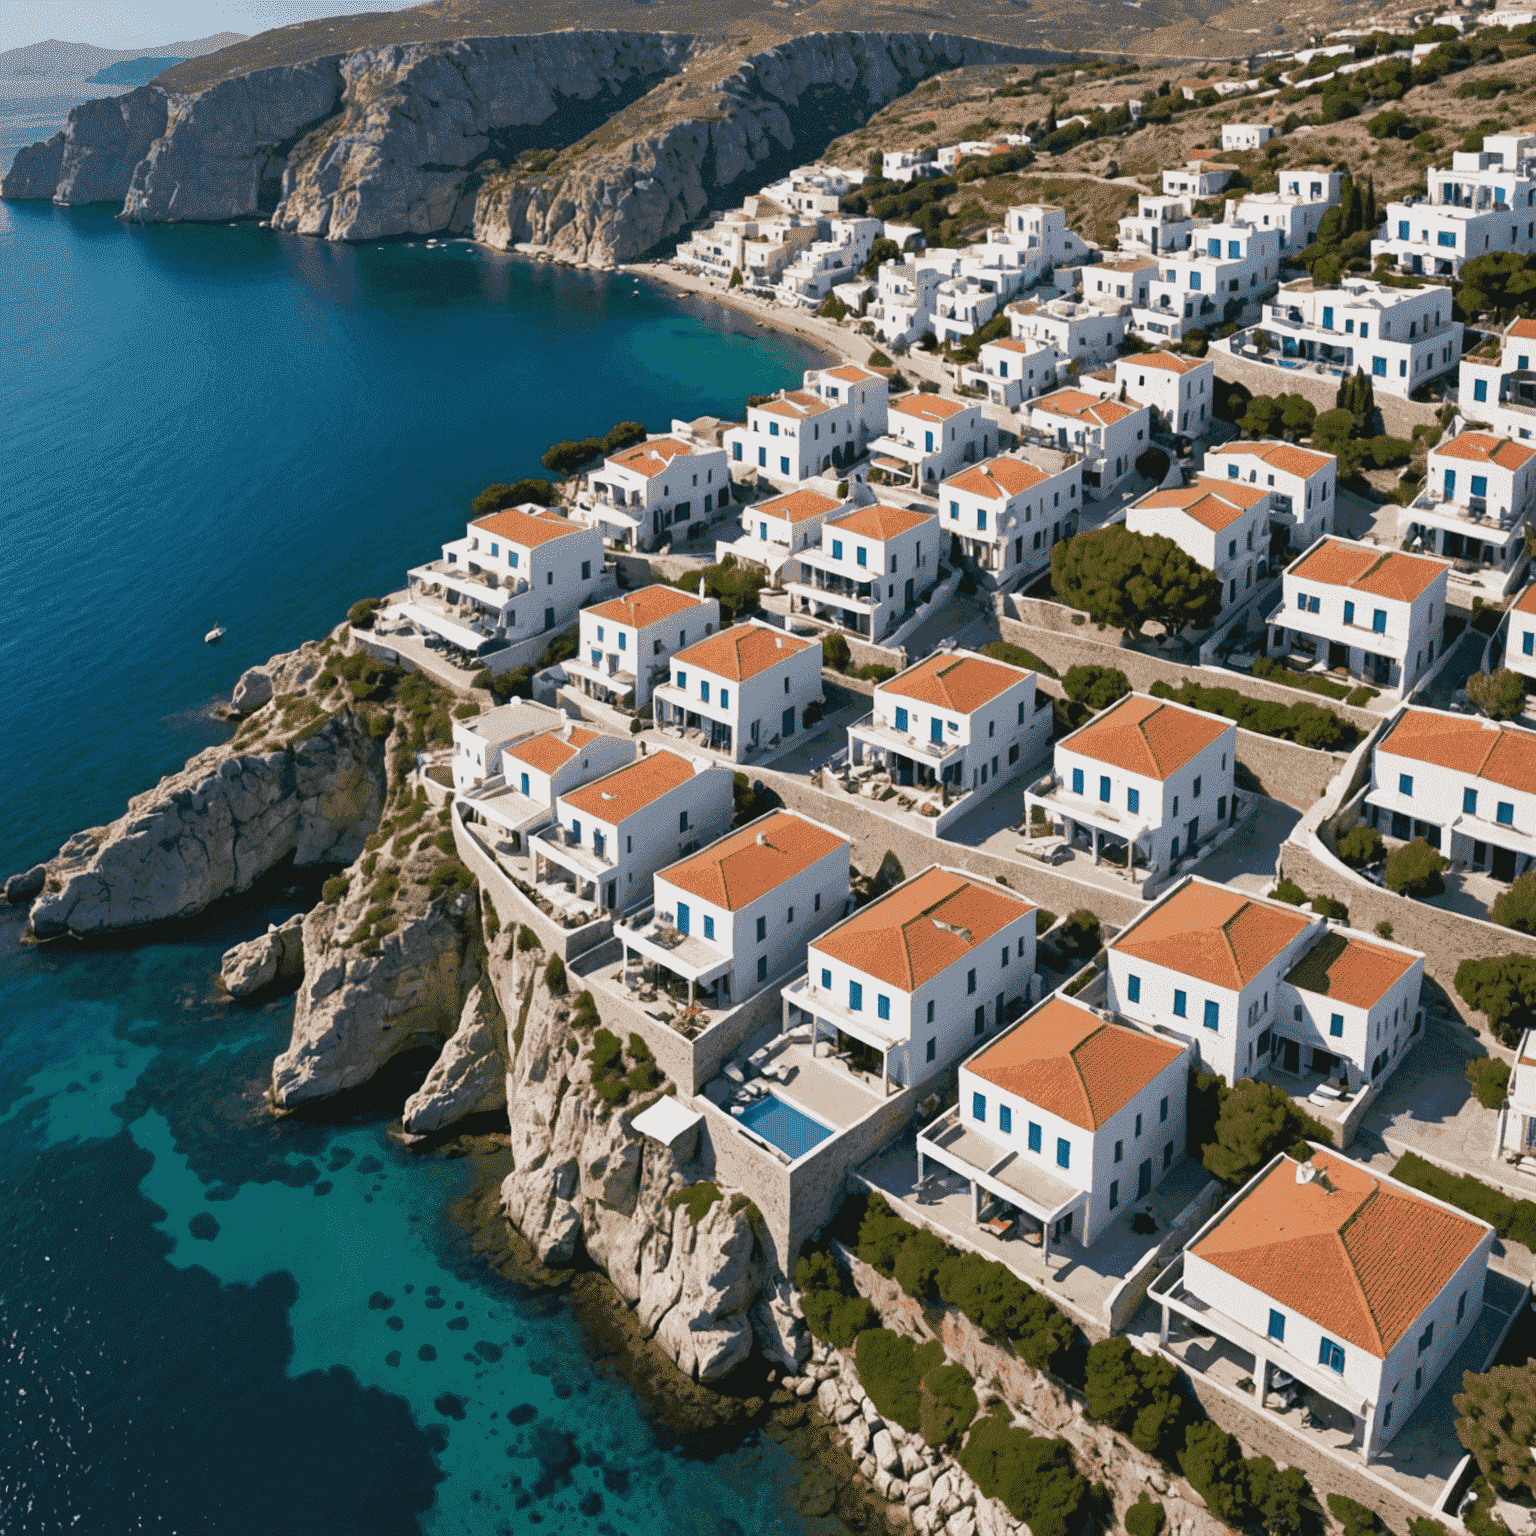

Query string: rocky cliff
[3,29,1028,264]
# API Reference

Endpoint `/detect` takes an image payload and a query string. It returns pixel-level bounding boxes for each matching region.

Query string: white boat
[204,623,225,644]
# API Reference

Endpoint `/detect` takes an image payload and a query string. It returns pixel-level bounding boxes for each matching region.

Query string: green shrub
[590,1027,623,1076]
[1203,1079,1328,1188]
[893,1227,949,1301]
[821,631,851,671]
[979,640,1059,679]
[919,1361,978,1449]
[322,876,350,905]
[1490,870,1536,934]
[1179,1421,1249,1524]
[470,478,557,514]
[1327,1493,1382,1536]
[517,924,541,951]
[1270,877,1306,905]
[1455,1362,1536,1499]
[484,907,500,940]
[668,1180,721,1223]
[1337,825,1383,867]
[428,859,474,895]
[1384,837,1448,898]
[1248,1456,1312,1536]
[957,1409,1090,1536]
[1147,678,1361,749]
[1035,908,1058,934]
[1311,894,1348,922]
[1062,664,1130,711]
[544,954,567,996]
[1058,908,1103,960]
[1392,1151,1536,1249]
[1125,1492,1166,1536]
[1456,953,1536,1047]
[347,597,381,629]
[854,1327,944,1432]
[1345,685,1378,706]
[794,1249,879,1347]
[1376,920,1394,939]
[626,1059,661,1093]
[571,990,600,1032]
[1409,1520,1450,1536]
[1466,1057,1511,1110]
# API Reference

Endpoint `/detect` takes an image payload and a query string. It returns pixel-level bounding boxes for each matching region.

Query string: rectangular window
[1330,1013,1344,1038]
[1174,990,1187,1018]
[1127,974,1141,1004]
[1499,802,1515,826]
[1193,775,1202,799]
[926,1037,936,1062]
[895,706,908,732]
[1399,774,1413,797]
[1071,767,1084,795]
[1465,787,1478,815]
[849,981,863,1011]
[1318,1337,1345,1373]
[757,954,767,983]
[877,994,890,1021]
[1474,378,1488,403]
[972,1093,986,1123]
[967,969,976,994]
[1268,1310,1286,1343]
[1114,1140,1123,1163]
[1160,1095,1169,1124]
[700,680,710,704]
[974,1006,985,1036]
[1471,475,1488,498]
[1127,787,1140,814]
[703,914,715,941]
[856,546,867,567]
[1373,609,1387,634]
[1203,999,1219,1032]
[1056,1137,1070,1169]
[1028,1122,1041,1153]
[831,540,843,560]
[1099,775,1111,804]
[821,968,831,989]
[1525,632,1535,658]
[720,688,729,709]
[1417,1321,1434,1354]
[1343,600,1355,626]
[999,1105,1012,1135]
[1457,1291,1467,1324]
[1110,1180,1119,1210]
[756,915,766,942]
[927,1000,934,1024]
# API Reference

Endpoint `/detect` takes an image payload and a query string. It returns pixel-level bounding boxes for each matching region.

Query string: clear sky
[2,0,422,52]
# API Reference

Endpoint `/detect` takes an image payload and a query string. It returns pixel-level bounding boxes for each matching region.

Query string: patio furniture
[983,1212,1016,1239]
[1023,1229,1042,1248]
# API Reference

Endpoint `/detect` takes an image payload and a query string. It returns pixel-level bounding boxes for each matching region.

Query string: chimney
[756,832,767,846]
[775,636,783,648]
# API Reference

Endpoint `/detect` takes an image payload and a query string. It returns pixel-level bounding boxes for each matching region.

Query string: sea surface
[0,126,842,1532]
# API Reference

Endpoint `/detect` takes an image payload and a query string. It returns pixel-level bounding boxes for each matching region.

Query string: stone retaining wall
[1211,349,1441,439]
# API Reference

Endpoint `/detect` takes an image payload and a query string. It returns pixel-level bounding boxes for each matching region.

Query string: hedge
[794,1248,878,1348]
[854,1326,944,1433]
[1147,678,1361,750]
[1390,1151,1536,1250]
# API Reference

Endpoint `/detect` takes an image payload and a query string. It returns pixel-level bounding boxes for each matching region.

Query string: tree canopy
[1457,251,1536,322]
[471,478,557,515]
[1383,837,1448,898]
[1454,1362,1536,1499]
[1051,525,1221,635]
[1467,667,1526,721]
[1455,953,1536,1046]
[1201,1078,1326,1188]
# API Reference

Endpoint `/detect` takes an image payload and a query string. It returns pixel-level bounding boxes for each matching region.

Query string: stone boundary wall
[751,765,1146,929]
[697,1096,796,1271]
[1211,348,1442,439]
[1232,728,1345,810]
[1102,1178,1224,1334]
[997,613,1382,734]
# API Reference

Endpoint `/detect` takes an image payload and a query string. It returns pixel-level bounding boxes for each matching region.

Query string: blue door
[676,901,690,934]
[931,718,943,744]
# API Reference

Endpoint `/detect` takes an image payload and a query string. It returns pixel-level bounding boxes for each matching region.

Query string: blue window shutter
[999,1105,1012,1135]
[1072,768,1084,794]
[1173,990,1187,1018]
[1056,1137,1070,1169]
[1203,999,1219,1032]
[1329,1013,1344,1038]
[849,980,863,1011]
[1028,1122,1041,1152]
[972,1093,986,1122]
[1127,974,1141,1004]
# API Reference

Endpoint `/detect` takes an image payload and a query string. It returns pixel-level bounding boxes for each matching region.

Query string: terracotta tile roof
[892,394,970,422]
[1435,431,1536,471]
[1218,441,1334,479]
[608,438,694,477]
[944,458,1051,499]
[814,866,1032,992]
[969,996,1186,1130]
[661,811,847,911]
[674,622,815,681]
[1065,694,1231,780]
[1379,708,1536,796]
[759,391,830,420]
[1284,930,1419,1009]
[585,583,708,628]
[758,489,842,524]
[1290,539,1445,603]
[982,336,1041,354]
[1508,318,1536,341]
[827,364,878,383]
[828,504,934,541]
[1514,583,1536,616]
[1034,388,1138,427]
[505,726,601,775]
[472,506,587,548]
[1135,476,1266,532]
[1131,351,1205,376]
[561,749,696,823]
[1191,1149,1489,1356]
[882,652,1031,713]
[1112,879,1313,990]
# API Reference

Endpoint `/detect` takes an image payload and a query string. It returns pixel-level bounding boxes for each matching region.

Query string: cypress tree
[1365,175,1378,231]
[1345,181,1364,237]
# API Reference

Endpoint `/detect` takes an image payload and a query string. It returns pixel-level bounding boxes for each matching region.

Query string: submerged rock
[221,912,306,998]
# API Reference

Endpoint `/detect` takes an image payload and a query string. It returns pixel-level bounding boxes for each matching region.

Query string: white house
[532,747,734,915]
[672,204,819,285]
[1270,537,1449,697]
[918,994,1190,1256]
[869,394,991,488]
[1159,1147,1493,1459]
[1109,877,1322,1084]
[939,454,1082,588]
[1503,580,1536,686]
[1373,131,1536,278]
[870,260,944,345]
[1366,705,1536,884]
[1135,213,1282,344]
[959,335,1061,410]
[776,216,883,308]
[1400,431,1536,597]
[1499,1026,1536,1158]
[882,147,939,183]
[801,363,890,451]
[460,719,636,840]
[847,647,1051,799]
[999,202,1090,275]
[1162,157,1239,200]
[1234,167,1343,253]
[1126,476,1270,612]
[1118,195,1194,258]
[1222,123,1274,152]
[1029,388,1151,493]
[1203,440,1337,552]
[580,429,731,551]
[718,487,844,583]
[724,388,863,486]
[1009,295,1128,365]
[1460,316,1536,442]
[1103,350,1215,436]
[1247,277,1463,398]
[449,698,568,793]
[782,865,1039,1095]
[568,584,721,710]
[401,505,603,663]
[932,276,1002,346]
[1027,695,1237,883]
[652,621,823,761]
[787,501,937,639]
[616,809,851,1012]
[1082,256,1157,311]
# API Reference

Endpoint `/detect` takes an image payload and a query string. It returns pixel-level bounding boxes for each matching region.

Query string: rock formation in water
[221,911,306,997]
[3,29,1028,265]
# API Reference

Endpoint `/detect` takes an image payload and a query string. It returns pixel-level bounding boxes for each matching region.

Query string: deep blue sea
[0,192,838,1532]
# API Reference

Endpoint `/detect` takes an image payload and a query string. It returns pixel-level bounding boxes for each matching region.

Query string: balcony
[532,822,615,881]
[614,901,734,996]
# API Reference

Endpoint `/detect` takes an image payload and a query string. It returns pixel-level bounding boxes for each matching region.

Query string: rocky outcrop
[270,875,481,1108]
[3,865,47,904]
[29,709,385,938]
[221,911,305,998]
[4,29,1028,264]
[400,974,507,1134]
[230,665,274,714]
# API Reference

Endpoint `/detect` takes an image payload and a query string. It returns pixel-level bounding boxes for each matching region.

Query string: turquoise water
[0,200,836,1531]
[739,1096,835,1160]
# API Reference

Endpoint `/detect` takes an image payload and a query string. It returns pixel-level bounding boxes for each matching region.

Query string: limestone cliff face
[28,705,385,938]
[3,28,1027,264]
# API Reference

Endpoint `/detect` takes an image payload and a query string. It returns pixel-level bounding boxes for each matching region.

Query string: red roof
[882,651,1032,713]
[585,583,708,629]
[944,458,1052,500]
[472,506,586,548]
[1134,476,1266,533]
[1379,708,1536,796]
[661,811,847,910]
[1064,694,1231,780]
[674,622,816,681]
[1290,539,1446,604]
[1436,431,1536,471]
[561,749,696,823]
[828,503,934,541]
[892,394,970,423]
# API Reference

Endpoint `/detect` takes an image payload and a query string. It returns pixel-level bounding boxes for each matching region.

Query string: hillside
[0,33,243,79]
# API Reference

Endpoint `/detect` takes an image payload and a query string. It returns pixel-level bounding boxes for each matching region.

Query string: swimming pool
[738,1094,834,1160]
